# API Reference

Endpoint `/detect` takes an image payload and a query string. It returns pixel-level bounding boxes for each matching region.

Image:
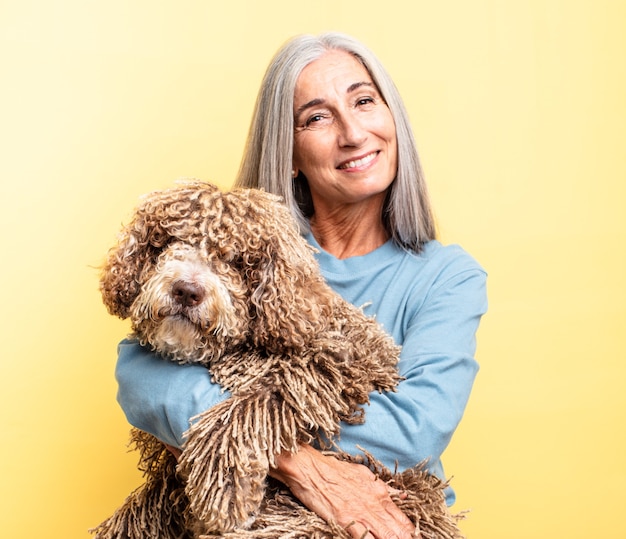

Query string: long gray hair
[235,32,436,252]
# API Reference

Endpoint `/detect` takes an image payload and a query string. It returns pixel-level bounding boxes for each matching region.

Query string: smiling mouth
[338,151,378,170]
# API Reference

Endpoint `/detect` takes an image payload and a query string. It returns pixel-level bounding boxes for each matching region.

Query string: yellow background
[1,1,624,537]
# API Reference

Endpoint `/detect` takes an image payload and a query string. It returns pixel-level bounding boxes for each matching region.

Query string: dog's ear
[100,181,222,319]
[223,189,334,351]
[99,204,167,319]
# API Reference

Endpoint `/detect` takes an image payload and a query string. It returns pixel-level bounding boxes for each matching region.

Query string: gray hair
[235,32,436,252]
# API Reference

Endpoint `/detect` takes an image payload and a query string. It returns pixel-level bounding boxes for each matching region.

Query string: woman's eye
[299,112,333,130]
[356,96,375,107]
[306,114,324,125]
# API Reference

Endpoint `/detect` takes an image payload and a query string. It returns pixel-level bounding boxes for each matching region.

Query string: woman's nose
[336,114,367,147]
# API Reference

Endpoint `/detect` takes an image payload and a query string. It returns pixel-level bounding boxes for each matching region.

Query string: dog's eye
[224,254,245,269]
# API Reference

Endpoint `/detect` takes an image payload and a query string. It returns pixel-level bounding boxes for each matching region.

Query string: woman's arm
[115,339,229,448]
[337,267,488,494]
[116,253,486,462]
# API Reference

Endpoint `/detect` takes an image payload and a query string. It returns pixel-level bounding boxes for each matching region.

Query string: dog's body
[93,181,463,538]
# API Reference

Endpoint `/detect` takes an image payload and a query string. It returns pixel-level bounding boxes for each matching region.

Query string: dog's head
[100,180,333,363]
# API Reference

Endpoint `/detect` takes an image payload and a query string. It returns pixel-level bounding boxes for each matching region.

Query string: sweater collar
[304,231,403,275]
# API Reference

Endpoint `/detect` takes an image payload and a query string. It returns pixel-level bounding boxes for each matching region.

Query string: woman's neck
[309,207,389,260]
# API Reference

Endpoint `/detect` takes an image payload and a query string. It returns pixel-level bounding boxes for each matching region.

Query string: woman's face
[292,50,398,213]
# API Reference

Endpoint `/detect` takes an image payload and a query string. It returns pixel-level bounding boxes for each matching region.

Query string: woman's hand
[164,443,182,460]
[270,444,418,539]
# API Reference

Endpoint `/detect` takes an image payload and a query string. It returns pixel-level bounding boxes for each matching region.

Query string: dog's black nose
[172,280,205,307]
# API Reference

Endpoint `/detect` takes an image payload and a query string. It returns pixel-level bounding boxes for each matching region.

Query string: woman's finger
[387,485,408,500]
[344,520,373,539]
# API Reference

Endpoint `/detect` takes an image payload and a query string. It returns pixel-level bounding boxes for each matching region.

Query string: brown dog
[93,180,463,539]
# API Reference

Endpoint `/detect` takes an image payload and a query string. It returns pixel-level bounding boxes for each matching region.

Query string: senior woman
[115,32,487,539]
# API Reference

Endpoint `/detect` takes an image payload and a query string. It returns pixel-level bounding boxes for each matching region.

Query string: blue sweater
[115,236,487,505]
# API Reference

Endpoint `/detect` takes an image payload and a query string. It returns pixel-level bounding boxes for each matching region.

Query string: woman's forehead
[294,50,374,107]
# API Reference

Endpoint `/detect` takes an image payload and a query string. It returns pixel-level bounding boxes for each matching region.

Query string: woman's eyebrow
[347,81,375,93]
[294,82,377,120]
[295,98,325,120]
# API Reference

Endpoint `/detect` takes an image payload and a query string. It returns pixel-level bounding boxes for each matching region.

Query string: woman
[116,32,487,539]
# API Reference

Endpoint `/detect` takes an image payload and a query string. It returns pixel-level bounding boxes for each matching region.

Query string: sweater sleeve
[115,339,230,448]
[334,265,487,493]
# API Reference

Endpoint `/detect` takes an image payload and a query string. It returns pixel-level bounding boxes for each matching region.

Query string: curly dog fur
[92,180,465,538]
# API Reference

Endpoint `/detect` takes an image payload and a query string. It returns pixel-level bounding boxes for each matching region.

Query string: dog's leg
[179,391,289,533]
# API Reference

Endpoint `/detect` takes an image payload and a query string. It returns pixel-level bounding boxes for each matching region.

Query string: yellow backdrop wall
[1,1,624,537]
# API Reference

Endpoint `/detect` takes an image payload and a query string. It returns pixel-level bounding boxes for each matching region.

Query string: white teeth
[340,152,376,169]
